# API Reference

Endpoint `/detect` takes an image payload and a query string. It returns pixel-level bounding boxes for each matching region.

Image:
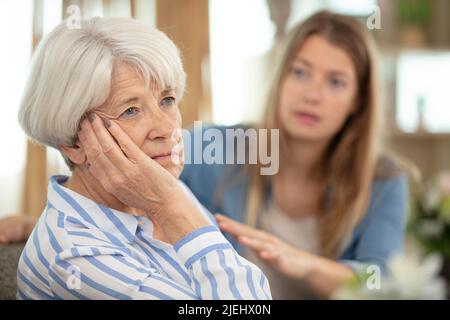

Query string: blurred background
[0,0,449,296]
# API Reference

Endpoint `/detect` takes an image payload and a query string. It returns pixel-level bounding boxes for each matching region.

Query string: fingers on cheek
[103,181,114,194]
[86,161,94,176]
[77,124,88,140]
[77,132,90,155]
[87,161,102,179]
[76,133,85,149]
[88,164,112,191]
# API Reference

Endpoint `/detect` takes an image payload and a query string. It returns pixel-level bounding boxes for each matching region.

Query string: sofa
[0,243,24,300]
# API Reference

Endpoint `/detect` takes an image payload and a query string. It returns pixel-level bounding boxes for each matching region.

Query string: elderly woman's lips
[151,152,179,160]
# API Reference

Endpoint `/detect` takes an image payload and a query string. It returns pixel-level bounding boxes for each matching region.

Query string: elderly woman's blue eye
[160,96,176,107]
[119,106,140,119]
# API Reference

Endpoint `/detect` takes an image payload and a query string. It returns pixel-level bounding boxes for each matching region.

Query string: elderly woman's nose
[148,111,177,140]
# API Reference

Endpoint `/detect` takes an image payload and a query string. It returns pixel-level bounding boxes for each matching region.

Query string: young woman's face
[278,35,358,143]
[95,63,184,178]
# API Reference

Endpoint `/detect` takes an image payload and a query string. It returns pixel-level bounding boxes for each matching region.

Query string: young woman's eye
[160,96,176,107]
[292,67,308,79]
[119,106,140,119]
[329,78,346,88]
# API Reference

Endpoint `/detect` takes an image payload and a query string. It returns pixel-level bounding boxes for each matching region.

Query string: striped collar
[47,175,140,244]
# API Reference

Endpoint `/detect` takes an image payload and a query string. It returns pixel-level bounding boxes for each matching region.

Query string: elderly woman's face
[95,63,184,178]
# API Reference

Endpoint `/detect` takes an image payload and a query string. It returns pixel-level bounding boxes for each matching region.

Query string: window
[326,0,377,16]
[208,0,379,126]
[396,51,450,133]
[209,0,275,125]
[0,0,33,217]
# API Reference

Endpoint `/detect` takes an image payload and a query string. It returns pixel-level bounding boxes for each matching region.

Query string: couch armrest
[0,243,25,300]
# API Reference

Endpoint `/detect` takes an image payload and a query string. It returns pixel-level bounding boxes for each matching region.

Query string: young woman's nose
[303,76,324,105]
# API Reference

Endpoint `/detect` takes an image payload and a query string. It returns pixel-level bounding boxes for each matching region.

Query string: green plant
[398,0,431,26]
[408,172,450,259]
[333,254,446,299]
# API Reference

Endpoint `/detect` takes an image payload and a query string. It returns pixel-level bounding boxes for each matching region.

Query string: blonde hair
[18,17,185,152]
[245,11,389,258]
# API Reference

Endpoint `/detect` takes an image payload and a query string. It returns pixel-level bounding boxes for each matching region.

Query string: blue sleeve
[179,124,251,250]
[339,174,409,276]
[179,125,229,213]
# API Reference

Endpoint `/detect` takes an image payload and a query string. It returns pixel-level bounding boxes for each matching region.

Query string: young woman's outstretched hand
[215,213,356,298]
[0,215,37,244]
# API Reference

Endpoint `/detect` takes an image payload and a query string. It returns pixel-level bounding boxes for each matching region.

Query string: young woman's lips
[295,111,320,125]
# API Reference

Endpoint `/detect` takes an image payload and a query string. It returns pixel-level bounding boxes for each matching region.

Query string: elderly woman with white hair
[16,17,271,300]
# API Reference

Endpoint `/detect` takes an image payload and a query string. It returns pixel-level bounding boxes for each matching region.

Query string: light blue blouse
[16,175,271,300]
[180,125,409,276]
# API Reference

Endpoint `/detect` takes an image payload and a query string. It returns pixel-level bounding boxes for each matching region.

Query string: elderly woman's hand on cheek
[77,112,210,243]
[215,213,318,279]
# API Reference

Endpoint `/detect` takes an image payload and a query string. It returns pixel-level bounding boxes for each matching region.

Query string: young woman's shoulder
[358,155,409,233]
[370,154,409,207]
[374,154,408,181]
[345,156,410,272]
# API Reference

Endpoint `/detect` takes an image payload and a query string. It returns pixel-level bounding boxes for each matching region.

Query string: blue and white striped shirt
[17,175,271,300]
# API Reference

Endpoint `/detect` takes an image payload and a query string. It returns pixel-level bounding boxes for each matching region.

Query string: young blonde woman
[180,10,408,299]
[0,10,408,299]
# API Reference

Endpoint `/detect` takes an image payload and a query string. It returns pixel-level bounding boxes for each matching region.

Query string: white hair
[18,17,185,155]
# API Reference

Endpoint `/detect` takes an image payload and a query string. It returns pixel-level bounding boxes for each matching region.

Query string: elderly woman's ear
[58,115,88,166]
[59,139,86,166]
